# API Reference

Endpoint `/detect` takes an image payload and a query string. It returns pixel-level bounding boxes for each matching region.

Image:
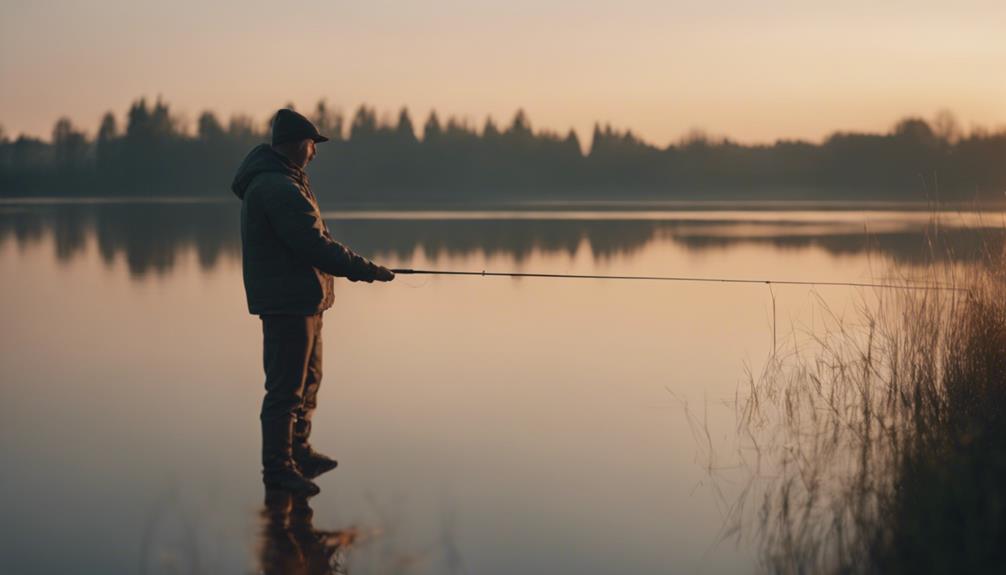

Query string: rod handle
[390,268,416,274]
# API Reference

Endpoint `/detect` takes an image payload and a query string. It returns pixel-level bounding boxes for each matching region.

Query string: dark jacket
[231,144,378,315]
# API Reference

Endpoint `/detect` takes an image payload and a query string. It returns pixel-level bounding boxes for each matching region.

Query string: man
[231,108,394,495]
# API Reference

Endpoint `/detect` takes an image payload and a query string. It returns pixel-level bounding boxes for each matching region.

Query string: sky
[1,0,1004,145]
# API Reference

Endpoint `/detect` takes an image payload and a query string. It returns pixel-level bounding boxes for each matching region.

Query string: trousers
[260,313,324,474]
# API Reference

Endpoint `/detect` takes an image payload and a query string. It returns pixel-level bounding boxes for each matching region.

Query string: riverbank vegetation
[737,234,1006,573]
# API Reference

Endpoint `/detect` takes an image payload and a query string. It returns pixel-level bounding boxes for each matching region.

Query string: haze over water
[0,199,995,574]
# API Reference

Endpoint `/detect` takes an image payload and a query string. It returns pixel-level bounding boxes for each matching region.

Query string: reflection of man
[259,490,358,574]
[232,109,394,495]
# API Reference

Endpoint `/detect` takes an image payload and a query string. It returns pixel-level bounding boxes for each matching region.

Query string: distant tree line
[1,97,1004,202]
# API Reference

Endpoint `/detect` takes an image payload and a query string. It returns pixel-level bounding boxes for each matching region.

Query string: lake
[0,199,999,574]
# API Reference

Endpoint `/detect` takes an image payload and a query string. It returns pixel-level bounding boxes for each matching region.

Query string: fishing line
[390,268,967,292]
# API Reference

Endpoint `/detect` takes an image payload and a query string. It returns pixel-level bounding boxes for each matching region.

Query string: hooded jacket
[231,144,378,315]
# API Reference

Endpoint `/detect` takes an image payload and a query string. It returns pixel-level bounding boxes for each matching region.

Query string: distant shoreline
[2,195,1005,213]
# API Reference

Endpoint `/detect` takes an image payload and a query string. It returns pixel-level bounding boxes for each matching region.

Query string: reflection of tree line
[0,203,239,277]
[670,229,1006,265]
[1,203,1001,278]
[2,98,1006,201]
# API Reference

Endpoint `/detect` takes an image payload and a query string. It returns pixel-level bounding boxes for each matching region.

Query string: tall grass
[737,237,1006,573]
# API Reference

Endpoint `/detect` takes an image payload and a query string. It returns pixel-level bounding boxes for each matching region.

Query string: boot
[293,419,339,479]
[262,416,321,496]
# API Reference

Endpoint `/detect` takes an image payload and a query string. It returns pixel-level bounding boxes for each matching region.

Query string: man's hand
[374,266,395,282]
[348,264,395,283]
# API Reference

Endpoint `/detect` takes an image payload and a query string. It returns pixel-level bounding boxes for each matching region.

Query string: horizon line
[2,97,996,150]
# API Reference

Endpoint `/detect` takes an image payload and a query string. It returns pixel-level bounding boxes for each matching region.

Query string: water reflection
[259,490,358,575]
[0,202,238,276]
[0,201,1002,278]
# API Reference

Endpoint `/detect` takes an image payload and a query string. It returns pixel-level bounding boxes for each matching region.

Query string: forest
[2,98,1004,203]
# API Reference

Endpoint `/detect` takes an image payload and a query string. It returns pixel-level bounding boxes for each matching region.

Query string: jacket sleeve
[260,178,378,280]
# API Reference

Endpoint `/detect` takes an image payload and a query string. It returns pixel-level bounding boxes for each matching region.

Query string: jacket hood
[231,144,302,199]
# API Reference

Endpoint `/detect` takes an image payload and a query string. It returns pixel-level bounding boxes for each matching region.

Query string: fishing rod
[390,268,967,292]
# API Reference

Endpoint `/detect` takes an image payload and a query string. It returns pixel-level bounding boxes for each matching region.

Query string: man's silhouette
[232,109,394,495]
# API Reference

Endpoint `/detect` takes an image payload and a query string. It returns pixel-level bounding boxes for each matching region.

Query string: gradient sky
[2,0,1004,145]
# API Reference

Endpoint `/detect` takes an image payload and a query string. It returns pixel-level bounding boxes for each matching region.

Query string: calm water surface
[0,200,998,574]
